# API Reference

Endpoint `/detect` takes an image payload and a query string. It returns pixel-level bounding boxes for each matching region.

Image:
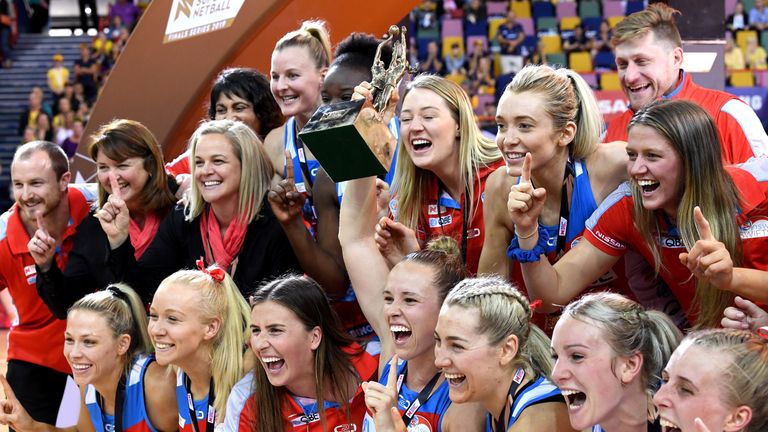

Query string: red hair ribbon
[757,327,768,340]
[196,258,226,283]
[530,299,543,312]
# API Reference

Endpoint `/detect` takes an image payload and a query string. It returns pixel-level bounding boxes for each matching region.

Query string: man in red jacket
[605,3,768,164]
[0,141,93,426]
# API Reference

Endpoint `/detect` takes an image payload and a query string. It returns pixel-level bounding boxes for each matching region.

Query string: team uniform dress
[84,354,158,432]
[226,343,379,431]
[362,357,452,432]
[584,158,768,324]
[485,373,564,432]
[390,159,505,275]
[0,186,94,423]
[509,160,639,334]
[175,368,218,432]
[604,70,768,164]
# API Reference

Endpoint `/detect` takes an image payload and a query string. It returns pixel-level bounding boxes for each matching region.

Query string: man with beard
[0,141,94,426]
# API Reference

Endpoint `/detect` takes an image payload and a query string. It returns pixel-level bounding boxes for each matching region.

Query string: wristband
[506,225,550,263]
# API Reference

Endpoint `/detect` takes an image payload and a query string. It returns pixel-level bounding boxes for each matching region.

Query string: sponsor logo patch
[428,215,452,227]
[740,218,768,239]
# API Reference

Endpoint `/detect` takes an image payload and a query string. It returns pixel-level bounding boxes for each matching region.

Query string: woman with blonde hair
[478,64,635,333]
[654,328,768,431]
[148,266,250,429]
[364,74,503,274]
[434,276,576,431]
[33,119,176,314]
[512,99,768,328]
[0,284,178,431]
[551,292,682,432]
[99,119,301,298]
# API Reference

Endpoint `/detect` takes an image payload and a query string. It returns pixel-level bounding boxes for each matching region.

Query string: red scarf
[199,206,248,271]
[128,213,162,259]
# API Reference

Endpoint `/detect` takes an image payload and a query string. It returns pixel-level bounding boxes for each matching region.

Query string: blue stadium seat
[532,1,555,20]
[594,51,617,70]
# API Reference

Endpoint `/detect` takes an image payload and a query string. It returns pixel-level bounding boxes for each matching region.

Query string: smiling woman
[225,274,379,431]
[100,120,302,300]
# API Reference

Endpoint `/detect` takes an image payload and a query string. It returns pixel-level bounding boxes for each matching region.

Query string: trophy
[298,25,411,182]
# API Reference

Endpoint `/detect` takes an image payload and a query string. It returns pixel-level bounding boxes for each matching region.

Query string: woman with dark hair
[513,100,768,328]
[166,67,283,177]
[0,284,178,431]
[209,67,284,139]
[226,274,379,431]
[32,119,177,313]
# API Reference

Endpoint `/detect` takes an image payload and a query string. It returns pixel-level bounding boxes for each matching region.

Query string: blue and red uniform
[485,375,563,431]
[391,159,505,275]
[363,357,452,432]
[85,354,158,432]
[230,343,379,431]
[175,369,216,431]
[584,158,768,324]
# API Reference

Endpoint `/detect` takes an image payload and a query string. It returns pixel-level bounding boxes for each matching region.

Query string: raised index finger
[693,206,715,241]
[387,354,400,392]
[521,152,533,183]
[35,212,48,236]
[283,149,295,182]
[0,374,18,403]
[109,173,123,200]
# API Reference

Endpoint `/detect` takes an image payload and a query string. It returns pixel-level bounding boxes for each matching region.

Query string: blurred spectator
[469,55,495,95]
[414,0,439,33]
[444,42,466,74]
[62,82,79,112]
[745,34,767,69]
[590,19,613,56]
[496,10,526,55]
[478,101,497,135]
[73,43,99,101]
[750,0,768,31]
[724,35,746,81]
[528,39,548,65]
[419,40,445,75]
[17,87,52,136]
[0,0,12,68]
[106,15,125,40]
[463,0,486,25]
[108,0,140,30]
[34,111,53,141]
[92,32,113,56]
[76,99,91,124]
[78,0,98,30]
[60,117,83,159]
[22,126,36,144]
[47,54,70,106]
[54,111,74,145]
[53,98,73,130]
[563,24,590,54]
[727,2,749,33]
[408,42,419,67]
[28,0,49,33]
[467,38,488,76]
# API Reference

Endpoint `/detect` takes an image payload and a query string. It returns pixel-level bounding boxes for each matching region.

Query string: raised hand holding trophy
[298,25,411,182]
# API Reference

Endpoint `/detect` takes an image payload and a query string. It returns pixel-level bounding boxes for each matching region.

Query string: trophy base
[298,99,395,183]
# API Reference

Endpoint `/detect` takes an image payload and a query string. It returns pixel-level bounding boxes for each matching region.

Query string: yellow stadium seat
[737,30,758,52]
[600,72,621,90]
[569,51,593,72]
[560,16,581,31]
[607,16,624,28]
[540,34,562,54]
[730,70,755,87]
[442,36,465,58]
[511,0,532,19]
[488,17,506,40]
